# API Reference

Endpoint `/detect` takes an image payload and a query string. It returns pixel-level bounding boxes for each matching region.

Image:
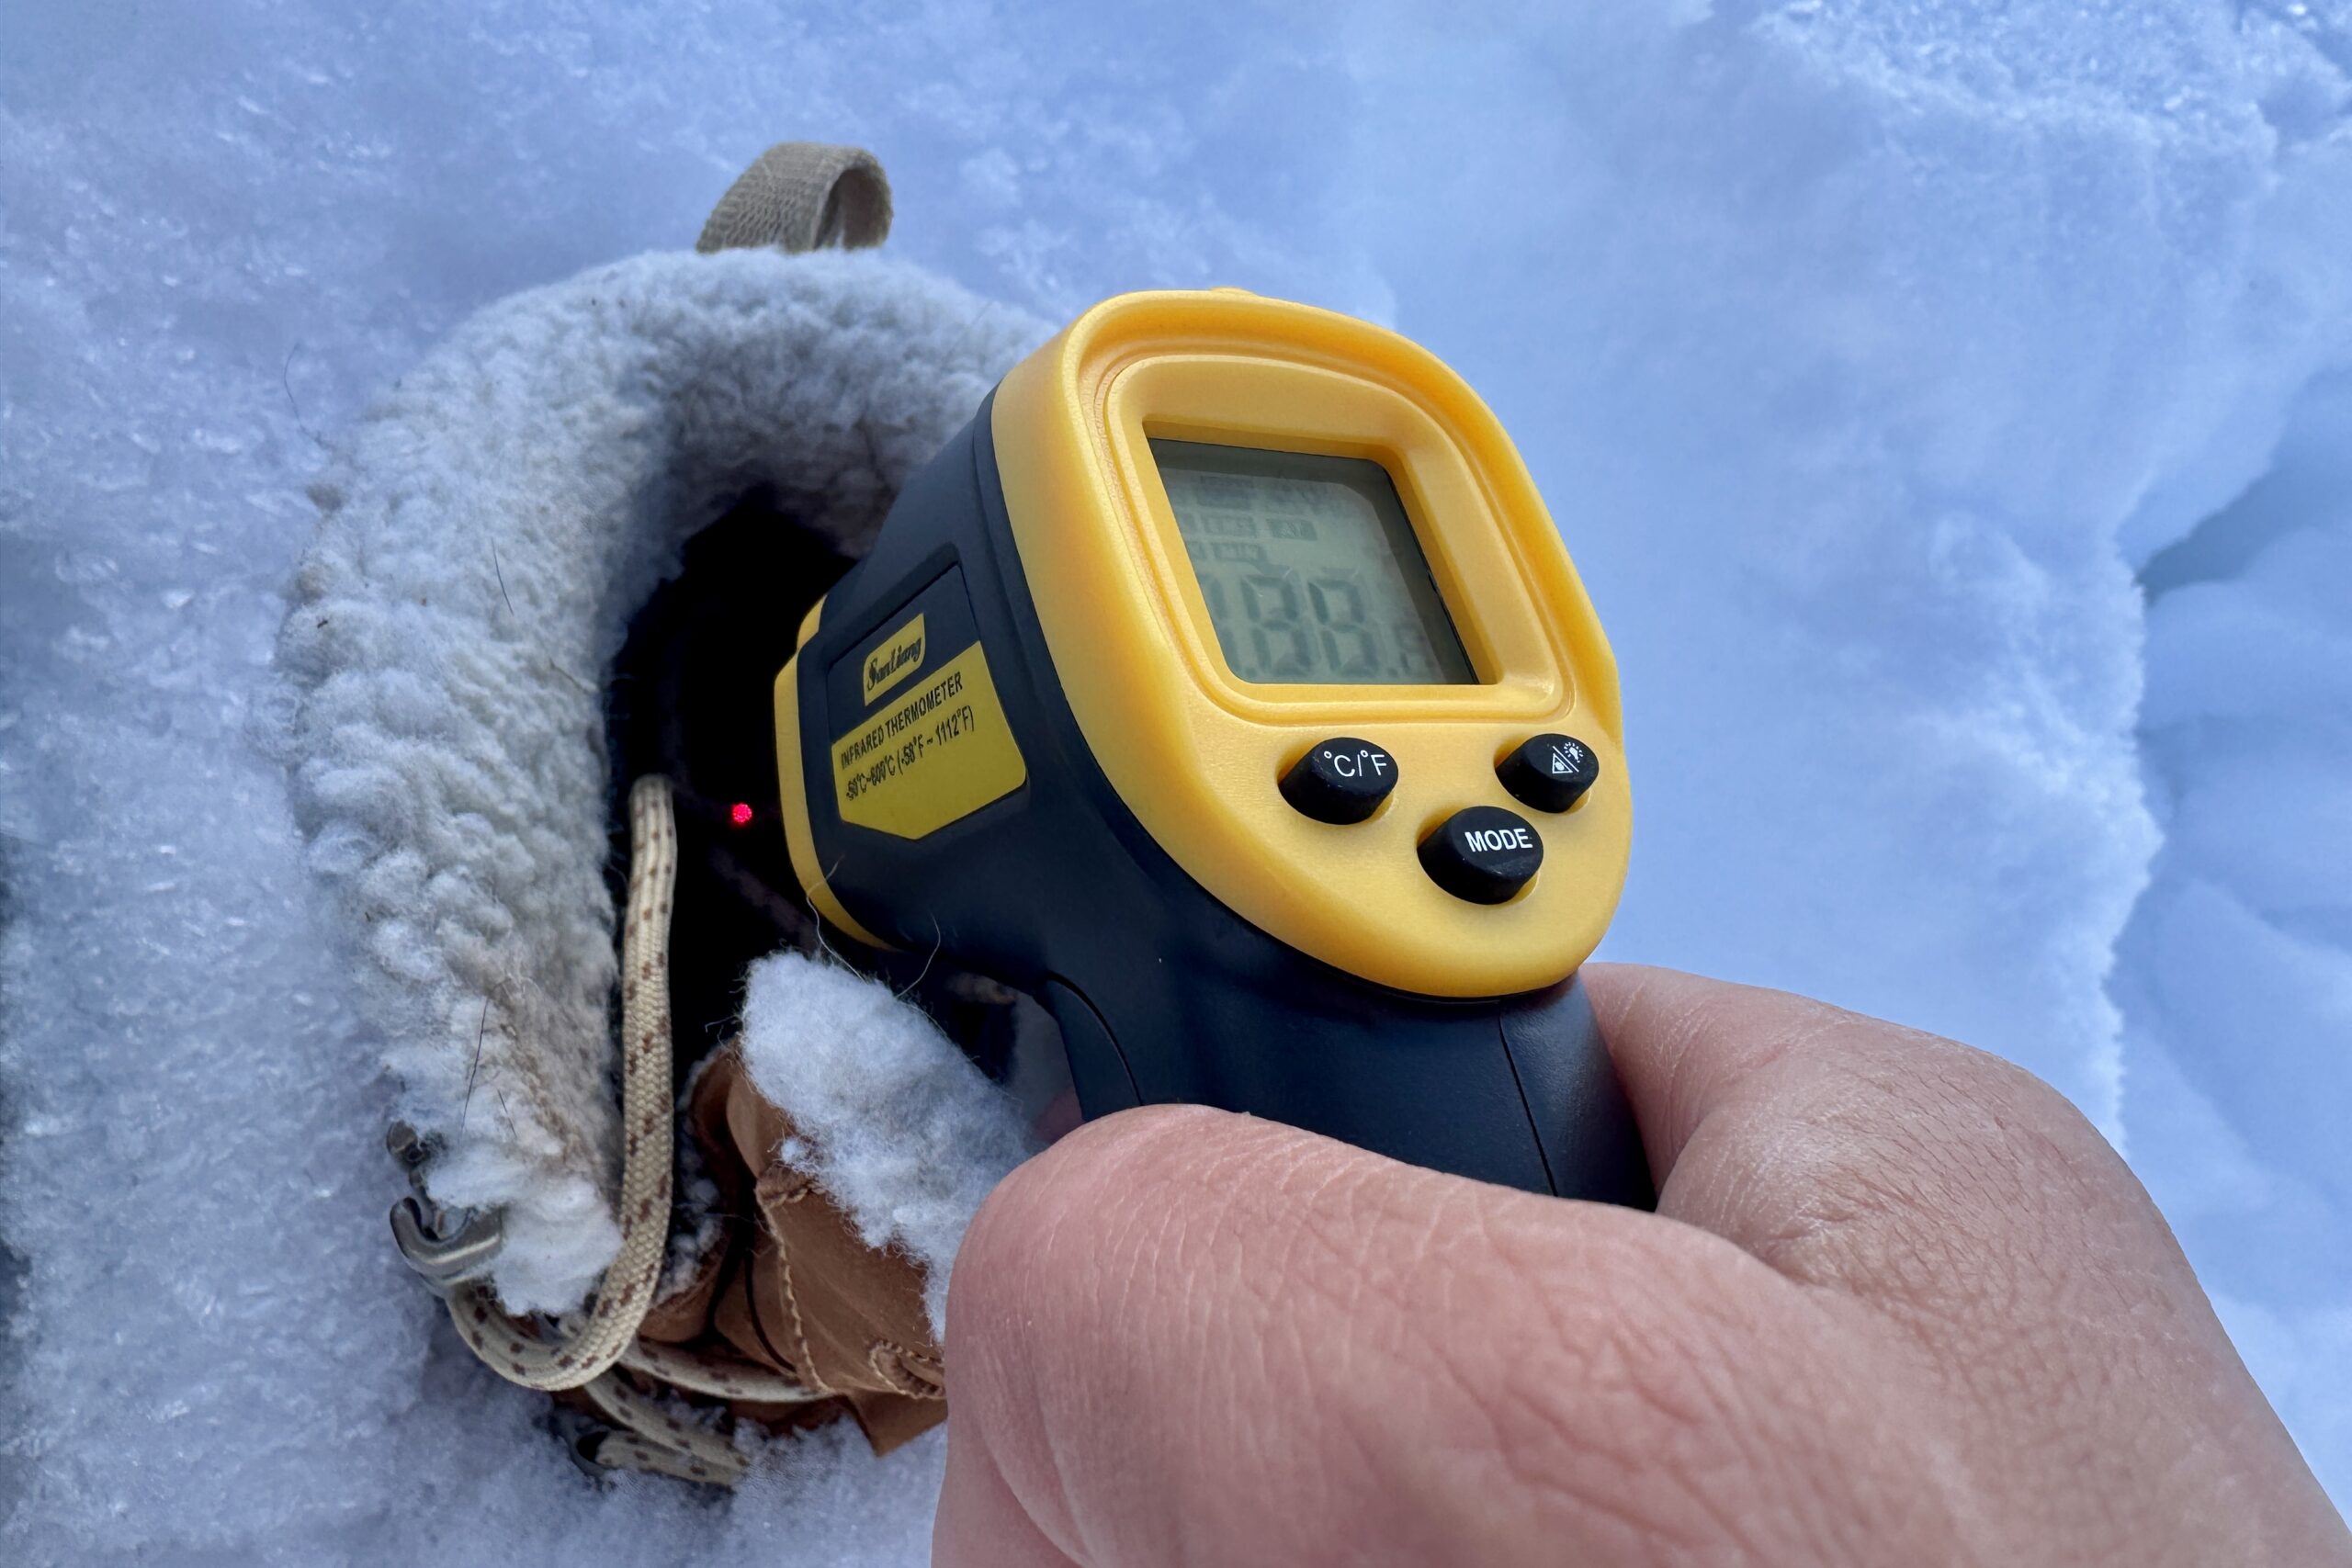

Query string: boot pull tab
[697,141,892,254]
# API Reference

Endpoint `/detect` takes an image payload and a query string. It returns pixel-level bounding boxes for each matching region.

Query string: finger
[1580,961,1937,1183]
[934,1422,1079,1568]
[1580,964,2342,1563]
[1582,961,2193,1350]
[1579,962,2131,1266]
[936,1104,1965,1568]
[1580,958,2219,1364]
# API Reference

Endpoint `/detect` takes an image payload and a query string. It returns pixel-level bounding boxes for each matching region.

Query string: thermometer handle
[1494,976,1657,1207]
[1040,965,1655,1208]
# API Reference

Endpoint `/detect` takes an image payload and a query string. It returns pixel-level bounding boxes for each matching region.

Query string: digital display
[1150,440,1476,685]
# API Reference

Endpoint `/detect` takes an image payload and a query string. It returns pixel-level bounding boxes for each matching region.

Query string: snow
[735,954,1040,1336]
[2,0,2347,1561]
[2120,365,2352,1483]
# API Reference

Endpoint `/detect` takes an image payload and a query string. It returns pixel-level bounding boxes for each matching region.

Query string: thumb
[932,1104,1917,1568]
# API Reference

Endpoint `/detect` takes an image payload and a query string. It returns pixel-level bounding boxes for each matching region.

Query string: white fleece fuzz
[277,247,1043,1311]
[737,953,1039,1334]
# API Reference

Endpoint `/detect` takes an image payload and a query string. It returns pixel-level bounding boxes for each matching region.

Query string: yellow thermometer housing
[776,289,1649,1202]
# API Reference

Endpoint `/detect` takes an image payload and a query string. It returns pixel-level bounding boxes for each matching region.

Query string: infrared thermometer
[774,289,1651,1204]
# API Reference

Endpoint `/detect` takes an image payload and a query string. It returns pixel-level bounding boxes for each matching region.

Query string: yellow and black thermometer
[775,289,1652,1203]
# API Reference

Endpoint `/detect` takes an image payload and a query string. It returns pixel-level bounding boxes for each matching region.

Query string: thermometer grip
[1040,966,1655,1209]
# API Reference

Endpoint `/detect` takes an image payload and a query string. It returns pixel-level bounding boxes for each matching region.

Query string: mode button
[1419,806,1544,904]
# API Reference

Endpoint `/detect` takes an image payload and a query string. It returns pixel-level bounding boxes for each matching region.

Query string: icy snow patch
[2116,368,2352,1496]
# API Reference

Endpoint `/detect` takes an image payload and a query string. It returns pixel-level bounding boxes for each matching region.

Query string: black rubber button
[1280,738,1398,824]
[1498,733,1600,813]
[1419,806,1544,904]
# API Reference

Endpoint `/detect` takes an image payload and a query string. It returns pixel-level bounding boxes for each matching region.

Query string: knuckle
[1360,1214,1886,1561]
[1690,1020,2168,1347]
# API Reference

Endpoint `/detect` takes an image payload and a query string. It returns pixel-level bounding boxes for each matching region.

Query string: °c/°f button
[1419,806,1544,905]
[1279,738,1397,825]
[1498,733,1600,813]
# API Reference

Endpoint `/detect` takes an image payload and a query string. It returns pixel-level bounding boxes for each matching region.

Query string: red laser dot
[728,802,754,829]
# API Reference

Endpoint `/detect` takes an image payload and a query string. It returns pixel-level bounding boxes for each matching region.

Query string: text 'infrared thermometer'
[775,289,1652,1205]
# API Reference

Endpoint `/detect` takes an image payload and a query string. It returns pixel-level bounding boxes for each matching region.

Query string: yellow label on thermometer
[831,640,1026,839]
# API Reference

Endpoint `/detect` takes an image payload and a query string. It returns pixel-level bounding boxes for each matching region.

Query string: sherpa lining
[278,247,1044,1312]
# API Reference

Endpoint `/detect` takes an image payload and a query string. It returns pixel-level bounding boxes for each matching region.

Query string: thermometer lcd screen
[1151,439,1476,685]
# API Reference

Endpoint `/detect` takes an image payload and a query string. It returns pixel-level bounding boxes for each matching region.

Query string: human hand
[935,964,2348,1566]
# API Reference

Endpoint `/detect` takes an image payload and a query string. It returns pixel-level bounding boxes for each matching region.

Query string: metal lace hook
[389,1198,506,1289]
[386,1122,505,1291]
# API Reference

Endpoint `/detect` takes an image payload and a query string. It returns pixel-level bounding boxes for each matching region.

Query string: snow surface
[2,0,2347,1561]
